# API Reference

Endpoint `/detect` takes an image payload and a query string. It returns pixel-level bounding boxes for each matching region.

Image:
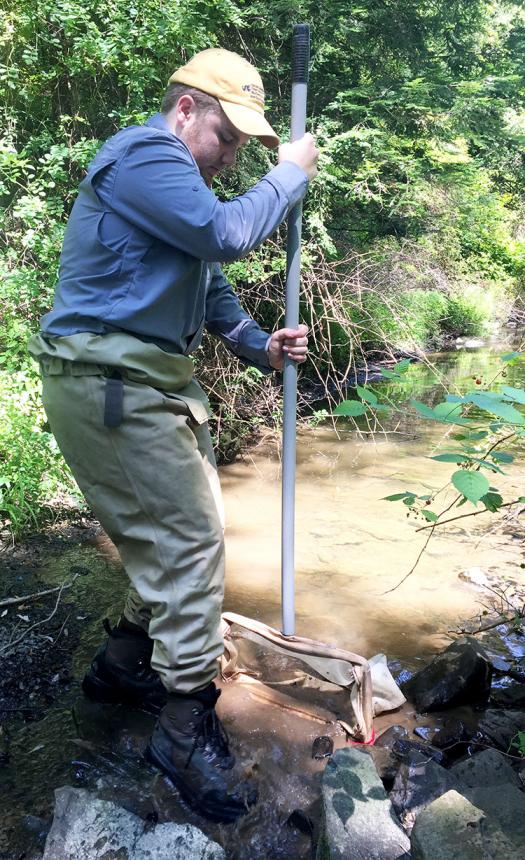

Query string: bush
[0,367,81,534]
[442,295,487,337]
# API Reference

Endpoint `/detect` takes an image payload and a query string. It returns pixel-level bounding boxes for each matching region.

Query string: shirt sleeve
[205,264,273,373]
[108,132,308,263]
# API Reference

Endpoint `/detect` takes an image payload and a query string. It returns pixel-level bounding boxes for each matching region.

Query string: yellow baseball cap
[169,48,279,149]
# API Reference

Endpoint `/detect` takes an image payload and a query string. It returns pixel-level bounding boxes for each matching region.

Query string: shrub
[0,366,81,534]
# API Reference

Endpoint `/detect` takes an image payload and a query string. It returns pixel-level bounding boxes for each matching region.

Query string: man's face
[179,105,250,186]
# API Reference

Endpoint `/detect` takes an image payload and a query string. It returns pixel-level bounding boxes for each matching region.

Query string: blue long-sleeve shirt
[40,113,308,369]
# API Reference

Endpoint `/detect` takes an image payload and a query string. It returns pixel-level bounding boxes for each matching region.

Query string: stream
[0,336,524,859]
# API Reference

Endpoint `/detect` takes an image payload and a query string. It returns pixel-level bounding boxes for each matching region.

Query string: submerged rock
[413,717,472,762]
[411,790,523,859]
[391,738,447,767]
[401,638,492,713]
[316,747,410,859]
[42,786,225,860]
[458,567,490,589]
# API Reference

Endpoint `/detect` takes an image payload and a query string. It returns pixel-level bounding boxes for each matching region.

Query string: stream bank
[1,338,524,857]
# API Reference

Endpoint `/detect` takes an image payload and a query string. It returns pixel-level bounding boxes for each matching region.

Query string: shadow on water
[0,337,524,858]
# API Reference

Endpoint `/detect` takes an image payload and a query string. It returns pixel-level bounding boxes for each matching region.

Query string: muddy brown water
[0,339,524,859]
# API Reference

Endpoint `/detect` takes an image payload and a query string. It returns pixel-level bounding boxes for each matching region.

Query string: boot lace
[186,704,231,769]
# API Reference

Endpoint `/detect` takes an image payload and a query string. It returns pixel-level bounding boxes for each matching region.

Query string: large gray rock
[411,790,523,859]
[316,747,410,860]
[402,638,492,713]
[478,709,525,750]
[460,784,525,849]
[42,786,225,860]
[451,748,521,789]
[390,750,455,832]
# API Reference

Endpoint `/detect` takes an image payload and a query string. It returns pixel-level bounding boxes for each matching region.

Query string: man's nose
[221,144,238,167]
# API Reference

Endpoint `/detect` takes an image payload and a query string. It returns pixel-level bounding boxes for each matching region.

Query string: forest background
[1,0,525,535]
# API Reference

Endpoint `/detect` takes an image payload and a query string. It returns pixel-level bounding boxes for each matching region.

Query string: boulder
[316,747,410,860]
[459,784,525,849]
[411,790,523,859]
[490,683,525,709]
[42,786,225,860]
[451,747,521,789]
[390,750,455,832]
[402,638,492,713]
[478,709,525,750]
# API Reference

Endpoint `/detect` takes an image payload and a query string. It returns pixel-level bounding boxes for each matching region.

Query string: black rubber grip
[292,24,310,83]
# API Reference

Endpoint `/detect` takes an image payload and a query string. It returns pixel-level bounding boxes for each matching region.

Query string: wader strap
[104,371,124,428]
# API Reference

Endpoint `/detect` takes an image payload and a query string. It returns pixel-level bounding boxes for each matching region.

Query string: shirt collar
[144,113,199,170]
[145,112,172,133]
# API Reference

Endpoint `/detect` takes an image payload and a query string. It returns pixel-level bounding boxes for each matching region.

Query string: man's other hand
[278,134,318,180]
[267,324,309,371]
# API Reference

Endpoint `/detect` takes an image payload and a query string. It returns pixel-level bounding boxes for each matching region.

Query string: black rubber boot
[147,683,257,822]
[82,618,167,713]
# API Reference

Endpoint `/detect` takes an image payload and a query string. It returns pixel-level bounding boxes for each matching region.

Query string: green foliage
[0,366,80,534]
[510,731,525,757]
[338,351,525,524]
[349,287,490,353]
[2,0,525,534]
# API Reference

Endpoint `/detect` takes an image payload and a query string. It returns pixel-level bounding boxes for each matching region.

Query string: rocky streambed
[0,517,524,860]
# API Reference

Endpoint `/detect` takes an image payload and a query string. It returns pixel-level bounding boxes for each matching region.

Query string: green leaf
[380,368,400,380]
[411,400,437,419]
[431,453,469,463]
[371,403,392,414]
[334,400,368,417]
[491,451,514,464]
[382,492,416,502]
[421,509,438,522]
[451,470,490,503]
[466,394,524,425]
[432,401,470,425]
[474,460,504,474]
[446,395,464,403]
[394,359,411,374]
[501,352,525,362]
[402,495,416,506]
[502,386,525,406]
[356,385,378,405]
[481,492,503,512]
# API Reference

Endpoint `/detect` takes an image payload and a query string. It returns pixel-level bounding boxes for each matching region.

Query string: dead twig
[0,584,74,610]
[451,611,524,635]
[0,572,80,656]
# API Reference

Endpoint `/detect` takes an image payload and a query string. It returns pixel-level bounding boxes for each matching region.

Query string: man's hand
[278,134,319,180]
[267,324,309,371]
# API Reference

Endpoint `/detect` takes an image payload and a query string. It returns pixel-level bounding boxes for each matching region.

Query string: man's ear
[175,94,196,128]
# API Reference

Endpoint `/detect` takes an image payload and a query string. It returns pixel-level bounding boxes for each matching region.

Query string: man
[29,48,318,822]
